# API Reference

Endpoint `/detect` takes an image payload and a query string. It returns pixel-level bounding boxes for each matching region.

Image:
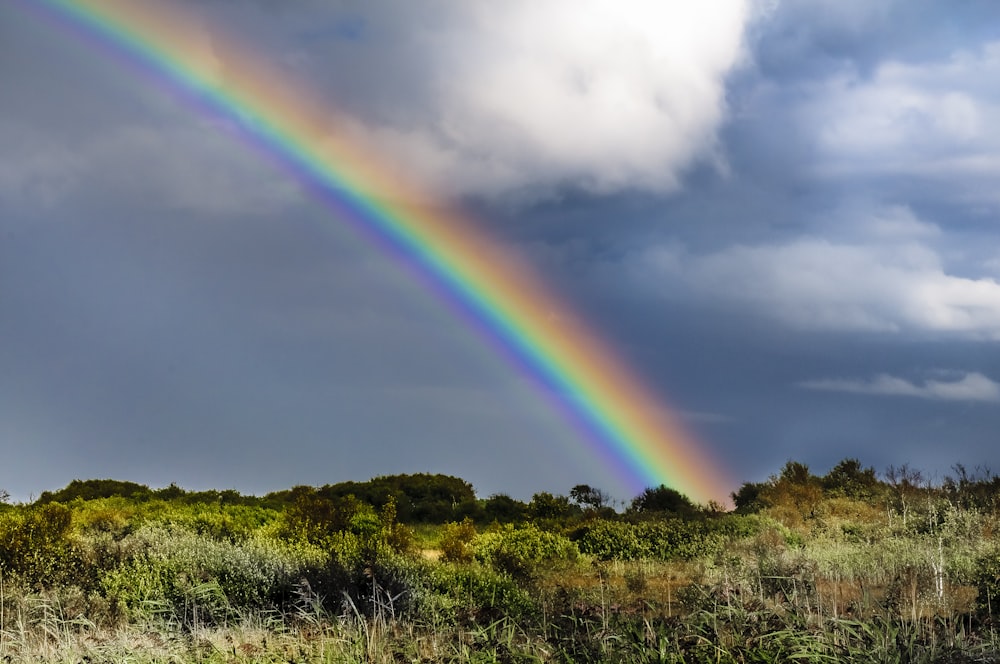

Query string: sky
[3,0,1000,504]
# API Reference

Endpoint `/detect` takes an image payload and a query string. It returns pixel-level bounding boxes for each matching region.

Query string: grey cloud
[800,43,1000,191]
[0,118,299,215]
[635,205,1000,337]
[6,1,755,208]
[799,372,1000,403]
[193,1,753,200]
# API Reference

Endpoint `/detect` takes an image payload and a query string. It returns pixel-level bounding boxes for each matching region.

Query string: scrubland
[3,462,1000,662]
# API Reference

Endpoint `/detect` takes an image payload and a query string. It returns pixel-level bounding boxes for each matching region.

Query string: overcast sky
[3,0,1000,503]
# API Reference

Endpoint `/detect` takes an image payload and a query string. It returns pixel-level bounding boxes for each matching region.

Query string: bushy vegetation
[3,460,1000,662]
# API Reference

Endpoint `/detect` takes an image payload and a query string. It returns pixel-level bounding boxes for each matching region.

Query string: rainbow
[18,0,733,503]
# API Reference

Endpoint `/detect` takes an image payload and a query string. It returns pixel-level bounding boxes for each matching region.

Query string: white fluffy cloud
[799,372,1000,403]
[803,42,1000,191]
[295,1,751,199]
[3,1,753,209]
[638,206,1000,337]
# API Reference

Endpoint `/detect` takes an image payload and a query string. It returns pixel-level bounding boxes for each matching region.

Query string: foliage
[527,491,580,522]
[570,484,610,510]
[573,518,737,562]
[429,563,534,620]
[98,524,324,623]
[440,518,478,564]
[973,548,1000,616]
[628,484,699,517]
[731,481,767,514]
[474,523,578,579]
[480,493,529,523]
[0,503,83,588]
[822,457,883,501]
[37,479,154,504]
[277,487,365,545]
[268,473,480,524]
[9,464,1000,662]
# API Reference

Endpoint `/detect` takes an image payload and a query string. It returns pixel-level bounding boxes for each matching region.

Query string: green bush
[573,520,649,560]
[429,563,534,620]
[440,518,478,564]
[474,523,578,579]
[642,520,725,561]
[99,525,325,623]
[0,503,85,588]
[974,548,1000,616]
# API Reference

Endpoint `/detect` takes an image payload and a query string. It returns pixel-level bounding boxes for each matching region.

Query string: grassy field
[2,464,1000,662]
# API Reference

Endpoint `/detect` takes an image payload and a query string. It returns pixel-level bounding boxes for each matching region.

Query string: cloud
[5,1,752,207]
[802,42,1000,191]
[0,118,298,215]
[636,206,1000,337]
[799,372,1000,403]
[0,128,82,208]
[248,1,752,199]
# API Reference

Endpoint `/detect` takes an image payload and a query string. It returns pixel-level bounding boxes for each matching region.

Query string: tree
[731,482,767,514]
[944,464,1000,512]
[761,461,823,525]
[885,464,924,528]
[36,479,152,504]
[628,485,697,517]
[822,458,881,501]
[528,492,578,521]
[570,484,610,510]
[481,494,528,523]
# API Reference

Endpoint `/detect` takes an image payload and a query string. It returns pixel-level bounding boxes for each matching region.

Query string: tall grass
[3,480,1000,662]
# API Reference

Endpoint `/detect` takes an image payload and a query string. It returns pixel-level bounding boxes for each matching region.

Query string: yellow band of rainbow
[21,0,734,503]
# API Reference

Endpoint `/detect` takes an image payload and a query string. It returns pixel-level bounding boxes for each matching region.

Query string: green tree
[528,492,578,521]
[761,461,823,525]
[822,458,881,501]
[570,484,610,510]
[37,479,152,503]
[628,485,697,517]
[481,494,528,523]
[731,481,767,514]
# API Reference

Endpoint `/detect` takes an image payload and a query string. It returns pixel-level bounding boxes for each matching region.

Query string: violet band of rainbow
[20,0,733,503]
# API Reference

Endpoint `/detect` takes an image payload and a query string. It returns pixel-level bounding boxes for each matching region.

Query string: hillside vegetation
[3,461,1000,662]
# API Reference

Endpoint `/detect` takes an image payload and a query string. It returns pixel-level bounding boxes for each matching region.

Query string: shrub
[440,518,478,564]
[573,520,648,560]
[474,523,578,579]
[629,485,698,517]
[99,524,325,623]
[0,503,84,588]
[36,479,152,504]
[974,548,1000,616]
[429,563,534,620]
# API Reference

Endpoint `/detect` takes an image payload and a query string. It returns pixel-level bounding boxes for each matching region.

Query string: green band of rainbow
[21,0,733,503]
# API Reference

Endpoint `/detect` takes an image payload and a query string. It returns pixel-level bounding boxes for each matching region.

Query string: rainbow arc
[20,0,733,503]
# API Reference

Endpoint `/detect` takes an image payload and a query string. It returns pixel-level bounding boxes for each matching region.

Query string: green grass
[5,469,1000,662]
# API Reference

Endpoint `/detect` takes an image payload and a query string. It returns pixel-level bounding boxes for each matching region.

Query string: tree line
[21,457,1000,529]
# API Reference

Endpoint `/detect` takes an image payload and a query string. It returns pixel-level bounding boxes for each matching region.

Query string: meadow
[2,461,1000,662]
